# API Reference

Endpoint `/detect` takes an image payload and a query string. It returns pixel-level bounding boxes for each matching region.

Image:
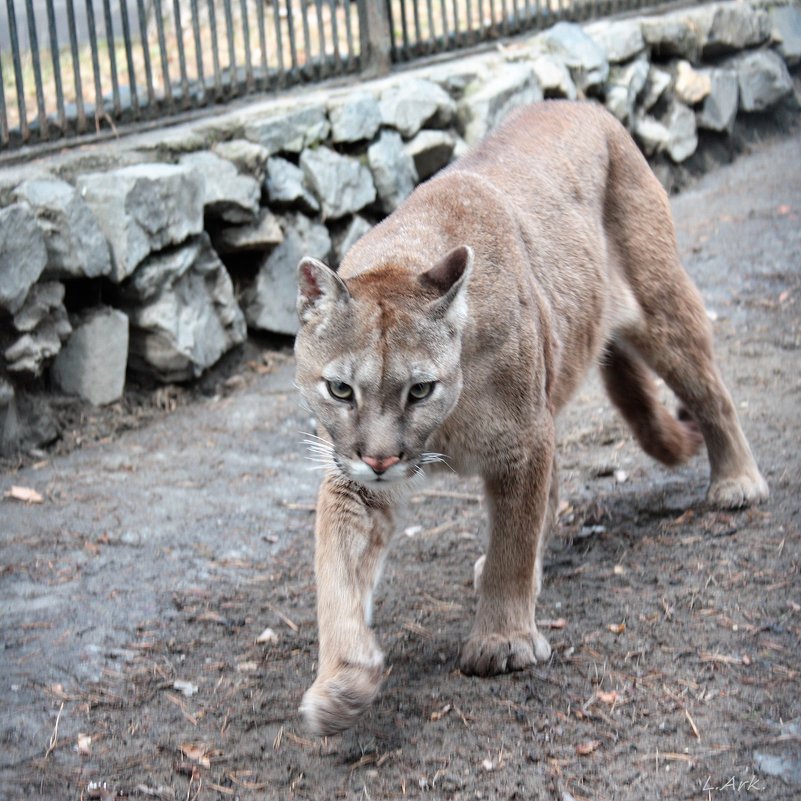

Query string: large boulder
[729,49,794,112]
[119,234,246,382]
[0,204,48,314]
[243,213,332,335]
[584,19,645,63]
[213,209,284,254]
[299,147,376,220]
[329,91,382,143]
[529,54,577,100]
[212,139,271,183]
[76,164,204,282]
[405,129,457,181]
[264,157,320,214]
[664,101,698,163]
[674,60,712,106]
[13,178,111,279]
[772,4,801,66]
[379,78,456,138]
[697,68,739,133]
[537,22,609,93]
[51,307,129,405]
[701,3,771,57]
[179,151,260,224]
[368,130,418,213]
[457,62,544,145]
[605,57,649,128]
[242,103,330,155]
[640,10,703,61]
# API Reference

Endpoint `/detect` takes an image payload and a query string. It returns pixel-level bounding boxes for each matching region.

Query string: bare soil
[1,132,800,801]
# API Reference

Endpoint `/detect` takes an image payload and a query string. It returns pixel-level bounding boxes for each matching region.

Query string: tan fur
[294,101,768,737]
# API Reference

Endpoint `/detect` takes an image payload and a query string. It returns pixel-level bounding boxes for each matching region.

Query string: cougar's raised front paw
[300,660,384,737]
[707,471,768,509]
[460,629,551,677]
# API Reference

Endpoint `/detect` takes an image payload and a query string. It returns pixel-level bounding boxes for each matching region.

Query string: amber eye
[327,380,354,401]
[408,382,435,402]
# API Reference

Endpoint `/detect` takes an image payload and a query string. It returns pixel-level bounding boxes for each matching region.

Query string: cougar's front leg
[300,476,393,736]
[461,422,555,677]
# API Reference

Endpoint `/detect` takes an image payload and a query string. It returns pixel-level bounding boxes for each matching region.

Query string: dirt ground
[2,131,800,801]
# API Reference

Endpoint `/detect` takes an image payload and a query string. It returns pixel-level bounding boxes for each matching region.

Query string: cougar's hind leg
[601,339,703,467]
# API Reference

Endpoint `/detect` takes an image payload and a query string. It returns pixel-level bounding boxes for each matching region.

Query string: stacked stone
[0,0,798,454]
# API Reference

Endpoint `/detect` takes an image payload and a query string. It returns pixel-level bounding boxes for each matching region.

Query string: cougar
[293,100,768,736]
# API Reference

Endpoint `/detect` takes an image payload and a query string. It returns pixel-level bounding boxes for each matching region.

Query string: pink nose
[362,455,400,474]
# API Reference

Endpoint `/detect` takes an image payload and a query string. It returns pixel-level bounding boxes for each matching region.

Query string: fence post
[358,0,392,77]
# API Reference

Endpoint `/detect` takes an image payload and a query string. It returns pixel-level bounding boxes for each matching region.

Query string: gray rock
[4,308,71,376]
[300,147,376,220]
[329,92,382,143]
[243,213,332,335]
[12,281,65,332]
[605,57,649,128]
[379,78,456,138]
[13,178,111,279]
[664,101,698,163]
[213,208,284,254]
[265,157,320,213]
[458,62,544,145]
[633,114,670,156]
[243,103,330,155]
[179,151,260,224]
[405,129,456,181]
[584,19,646,63]
[697,68,739,132]
[530,54,577,100]
[333,216,372,267]
[76,164,204,282]
[212,139,271,183]
[0,377,13,408]
[120,234,246,382]
[368,130,418,214]
[674,60,712,106]
[423,61,488,99]
[642,65,672,111]
[641,11,703,61]
[0,204,48,314]
[730,49,794,112]
[753,751,801,785]
[772,4,801,65]
[50,308,129,405]
[538,22,609,93]
[702,3,771,57]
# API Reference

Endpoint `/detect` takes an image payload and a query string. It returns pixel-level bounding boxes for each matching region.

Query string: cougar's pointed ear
[419,245,473,323]
[297,257,350,323]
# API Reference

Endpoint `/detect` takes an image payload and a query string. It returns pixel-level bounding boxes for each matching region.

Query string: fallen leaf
[607,622,626,635]
[256,627,277,644]
[173,680,198,697]
[576,739,601,756]
[237,661,259,673]
[180,743,211,768]
[482,758,494,771]
[5,486,43,504]
[430,704,451,721]
[76,733,92,755]
[596,690,618,705]
[613,564,626,576]
[539,618,567,630]
[614,469,628,484]
[779,289,791,304]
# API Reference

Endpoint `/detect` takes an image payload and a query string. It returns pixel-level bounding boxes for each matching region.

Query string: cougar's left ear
[418,245,473,323]
[297,257,350,324]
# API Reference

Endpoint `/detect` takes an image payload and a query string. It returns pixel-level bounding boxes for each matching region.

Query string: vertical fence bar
[342,0,355,68]
[399,0,410,56]
[135,0,156,107]
[85,0,106,128]
[0,55,9,145]
[65,0,87,130]
[45,0,67,131]
[24,0,48,138]
[206,0,223,97]
[272,0,287,77]
[223,0,237,91]
[255,0,268,88]
[152,0,173,105]
[424,0,434,51]
[358,0,390,75]
[6,0,30,140]
[285,0,300,75]
[451,0,460,45]
[170,0,189,105]
[119,0,139,114]
[328,0,341,68]
[240,0,254,89]
[189,0,205,101]
[314,0,326,73]
[301,0,313,74]
[102,0,121,115]
[439,0,448,49]
[411,0,421,52]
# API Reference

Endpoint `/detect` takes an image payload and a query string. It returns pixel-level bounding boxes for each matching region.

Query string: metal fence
[1,0,672,155]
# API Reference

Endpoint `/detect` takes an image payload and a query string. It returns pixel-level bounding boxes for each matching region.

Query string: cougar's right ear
[297,257,350,323]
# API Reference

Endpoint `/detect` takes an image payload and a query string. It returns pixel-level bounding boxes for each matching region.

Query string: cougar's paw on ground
[299,661,384,737]
[707,472,769,509]
[460,629,551,677]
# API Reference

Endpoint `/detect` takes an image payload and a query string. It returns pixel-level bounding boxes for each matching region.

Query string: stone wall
[1,0,799,455]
